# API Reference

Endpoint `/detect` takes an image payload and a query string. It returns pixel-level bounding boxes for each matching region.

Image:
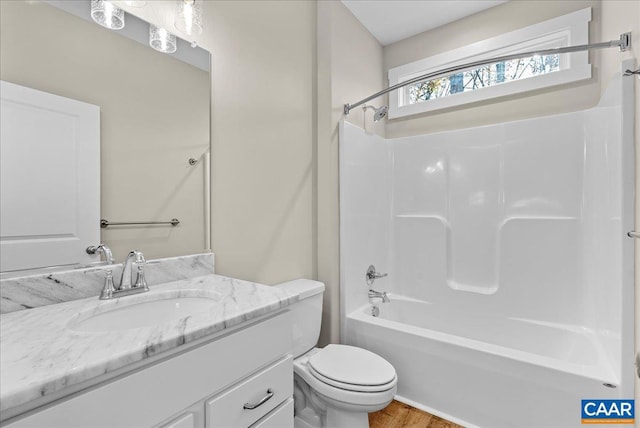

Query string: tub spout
[368,289,390,303]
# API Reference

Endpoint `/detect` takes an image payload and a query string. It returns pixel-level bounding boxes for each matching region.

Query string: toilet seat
[294,359,397,409]
[306,344,397,393]
[307,365,396,393]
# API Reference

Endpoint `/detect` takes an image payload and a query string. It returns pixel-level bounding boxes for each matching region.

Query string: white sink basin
[70,291,221,333]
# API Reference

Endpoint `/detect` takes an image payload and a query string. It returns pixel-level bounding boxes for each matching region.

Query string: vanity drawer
[206,355,292,428]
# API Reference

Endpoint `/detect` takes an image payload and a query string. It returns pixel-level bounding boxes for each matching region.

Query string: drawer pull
[243,388,274,410]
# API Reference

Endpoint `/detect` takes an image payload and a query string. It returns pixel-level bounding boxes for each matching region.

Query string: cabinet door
[250,399,294,428]
[160,413,196,428]
[157,402,204,428]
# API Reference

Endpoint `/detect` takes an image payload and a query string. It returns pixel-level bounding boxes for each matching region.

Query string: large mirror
[0,0,210,270]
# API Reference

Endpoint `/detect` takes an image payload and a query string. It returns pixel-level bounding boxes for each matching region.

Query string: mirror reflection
[0,0,211,270]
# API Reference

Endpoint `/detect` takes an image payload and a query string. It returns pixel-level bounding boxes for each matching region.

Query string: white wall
[338,121,391,341]
[340,71,633,393]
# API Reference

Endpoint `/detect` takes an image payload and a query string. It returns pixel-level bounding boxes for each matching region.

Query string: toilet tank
[275,279,325,358]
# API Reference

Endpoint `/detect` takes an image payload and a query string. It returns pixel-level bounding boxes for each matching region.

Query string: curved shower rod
[344,32,632,115]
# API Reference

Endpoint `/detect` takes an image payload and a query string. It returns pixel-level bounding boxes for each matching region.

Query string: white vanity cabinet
[3,311,293,428]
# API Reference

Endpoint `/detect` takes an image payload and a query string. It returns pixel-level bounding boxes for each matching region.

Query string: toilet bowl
[294,346,397,428]
[276,279,397,428]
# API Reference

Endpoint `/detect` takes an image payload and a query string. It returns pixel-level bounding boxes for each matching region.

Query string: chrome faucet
[368,289,390,303]
[366,264,390,303]
[119,250,147,290]
[86,244,114,264]
[99,250,149,300]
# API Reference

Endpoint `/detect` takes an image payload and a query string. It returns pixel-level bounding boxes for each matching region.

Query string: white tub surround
[339,61,635,428]
[0,273,298,421]
[0,253,215,314]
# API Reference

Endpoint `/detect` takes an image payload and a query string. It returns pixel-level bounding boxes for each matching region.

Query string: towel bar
[100,218,180,228]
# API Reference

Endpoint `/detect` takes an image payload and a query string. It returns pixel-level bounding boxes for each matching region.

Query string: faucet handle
[134,263,148,291]
[86,244,114,264]
[99,270,116,300]
[366,264,388,286]
[132,251,148,291]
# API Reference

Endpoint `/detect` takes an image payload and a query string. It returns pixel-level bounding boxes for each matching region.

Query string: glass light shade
[149,25,177,54]
[174,0,203,36]
[91,0,125,30]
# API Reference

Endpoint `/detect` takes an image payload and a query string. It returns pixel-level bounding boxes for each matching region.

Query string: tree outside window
[408,54,560,104]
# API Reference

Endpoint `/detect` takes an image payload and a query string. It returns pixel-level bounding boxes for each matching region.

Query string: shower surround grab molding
[339,60,635,428]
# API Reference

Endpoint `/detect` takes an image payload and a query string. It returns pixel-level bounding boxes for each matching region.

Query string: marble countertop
[0,274,298,416]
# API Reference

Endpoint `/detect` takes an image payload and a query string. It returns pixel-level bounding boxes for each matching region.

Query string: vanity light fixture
[174,0,203,36]
[90,0,125,30]
[149,25,177,54]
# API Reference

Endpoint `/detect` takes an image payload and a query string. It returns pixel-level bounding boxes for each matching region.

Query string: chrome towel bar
[100,218,180,228]
[627,231,640,239]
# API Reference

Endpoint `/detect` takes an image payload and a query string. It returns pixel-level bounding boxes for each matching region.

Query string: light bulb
[149,25,177,54]
[91,0,125,30]
[174,0,203,36]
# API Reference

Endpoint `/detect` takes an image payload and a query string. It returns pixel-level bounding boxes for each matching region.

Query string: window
[387,8,591,118]
[408,54,560,103]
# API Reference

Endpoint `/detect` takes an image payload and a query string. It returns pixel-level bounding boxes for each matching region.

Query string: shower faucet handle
[366,264,388,286]
[86,244,114,264]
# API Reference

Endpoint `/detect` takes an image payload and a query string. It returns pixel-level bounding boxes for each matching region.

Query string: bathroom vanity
[0,262,298,428]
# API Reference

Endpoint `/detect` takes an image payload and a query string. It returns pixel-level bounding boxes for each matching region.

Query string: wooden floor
[369,400,464,428]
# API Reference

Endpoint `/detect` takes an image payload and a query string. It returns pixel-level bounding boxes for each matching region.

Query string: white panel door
[0,81,100,272]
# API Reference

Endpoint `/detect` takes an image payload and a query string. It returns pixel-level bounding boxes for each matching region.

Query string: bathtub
[345,295,625,428]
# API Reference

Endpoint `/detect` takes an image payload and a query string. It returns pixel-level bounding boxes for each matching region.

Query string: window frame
[387,8,592,119]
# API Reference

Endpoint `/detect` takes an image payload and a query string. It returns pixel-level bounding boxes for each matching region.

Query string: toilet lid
[308,344,396,389]
[307,364,396,393]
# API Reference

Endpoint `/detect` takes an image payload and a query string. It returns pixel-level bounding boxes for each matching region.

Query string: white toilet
[277,279,397,428]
